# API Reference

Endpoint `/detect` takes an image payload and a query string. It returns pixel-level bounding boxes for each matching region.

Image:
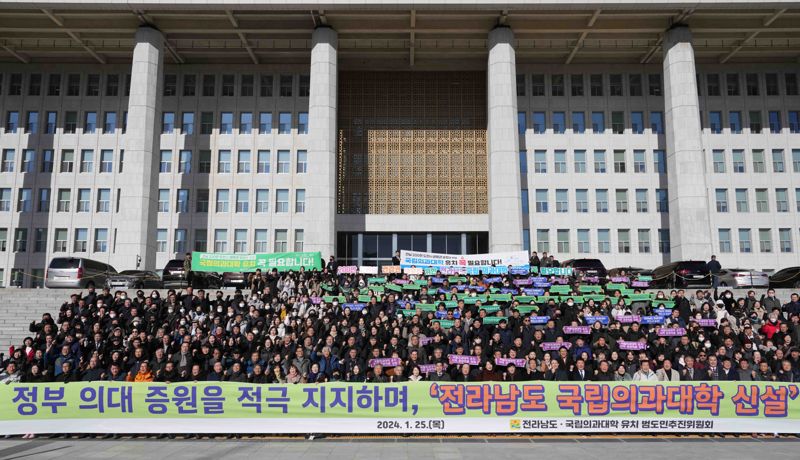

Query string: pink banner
[448,354,481,365]
[563,326,592,335]
[540,342,572,351]
[337,266,358,274]
[368,357,401,368]
[618,340,648,350]
[495,358,527,367]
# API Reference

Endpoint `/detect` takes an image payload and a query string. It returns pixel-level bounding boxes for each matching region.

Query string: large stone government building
[0,1,798,286]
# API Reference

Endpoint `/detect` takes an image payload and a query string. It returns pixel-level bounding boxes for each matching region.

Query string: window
[45,112,57,134]
[649,112,664,134]
[79,150,93,173]
[709,111,722,133]
[296,74,309,97]
[196,189,209,213]
[531,75,545,96]
[726,73,740,96]
[298,112,308,134]
[240,112,252,134]
[155,229,168,253]
[595,189,608,213]
[181,112,194,134]
[235,189,249,213]
[555,189,568,213]
[597,229,610,253]
[532,150,547,173]
[173,229,187,254]
[84,112,97,133]
[202,75,215,96]
[103,74,119,97]
[73,228,88,252]
[257,150,270,173]
[21,150,34,173]
[1,150,14,172]
[237,150,251,173]
[181,74,196,96]
[656,189,668,213]
[732,150,745,173]
[48,74,61,96]
[755,189,769,212]
[718,229,732,253]
[218,150,231,173]
[648,74,662,96]
[5,111,19,132]
[240,74,254,97]
[260,75,274,97]
[735,189,749,212]
[162,74,177,96]
[786,73,799,95]
[200,112,214,134]
[255,230,269,252]
[194,229,208,252]
[570,74,583,96]
[766,73,779,95]
[613,150,626,173]
[65,74,80,96]
[535,189,548,213]
[516,74,526,96]
[37,189,49,212]
[198,150,211,173]
[551,74,564,96]
[259,112,272,133]
[276,189,289,213]
[615,189,628,213]
[532,112,545,133]
[554,150,567,173]
[794,149,800,172]
[40,150,53,173]
[771,149,785,173]
[653,150,666,174]
[102,112,117,134]
[637,229,651,253]
[159,150,172,173]
[34,228,47,252]
[232,229,248,253]
[729,111,742,133]
[60,150,74,173]
[97,189,110,213]
[631,112,644,134]
[591,112,605,133]
[712,150,726,173]
[557,229,570,253]
[658,229,670,254]
[279,112,291,134]
[274,229,288,252]
[768,111,782,133]
[176,189,189,213]
[220,112,233,134]
[574,229,590,253]
[0,189,9,212]
[17,189,31,213]
[571,112,585,133]
[779,228,793,253]
[633,150,646,173]
[746,73,759,96]
[295,152,308,174]
[611,111,624,134]
[277,150,290,173]
[715,189,729,212]
[594,150,606,173]
[753,150,767,173]
[574,150,586,173]
[749,111,763,133]
[158,189,169,212]
[635,189,648,213]
[216,189,230,213]
[27,74,41,96]
[618,229,631,253]
[295,189,306,213]
[162,112,176,133]
[53,229,68,252]
[25,111,38,134]
[279,75,293,97]
[590,74,603,96]
[178,150,191,174]
[517,112,526,135]
[536,229,550,253]
[77,189,90,212]
[776,188,788,213]
[256,189,269,213]
[552,112,565,133]
[609,74,623,96]
[759,229,772,253]
[575,189,588,213]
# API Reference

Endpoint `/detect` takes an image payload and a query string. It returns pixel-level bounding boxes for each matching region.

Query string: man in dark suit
[570,359,591,381]
[718,358,739,381]
[679,355,704,381]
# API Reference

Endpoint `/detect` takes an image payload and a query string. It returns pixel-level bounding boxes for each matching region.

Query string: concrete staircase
[0,287,797,352]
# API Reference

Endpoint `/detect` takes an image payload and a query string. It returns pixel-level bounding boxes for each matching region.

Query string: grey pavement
[0,438,799,460]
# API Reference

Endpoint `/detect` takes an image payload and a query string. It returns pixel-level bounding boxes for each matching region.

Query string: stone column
[118,26,162,269]
[662,25,712,260]
[487,26,523,253]
[306,26,337,259]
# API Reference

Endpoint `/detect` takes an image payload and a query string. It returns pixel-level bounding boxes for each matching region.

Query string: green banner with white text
[191,251,321,272]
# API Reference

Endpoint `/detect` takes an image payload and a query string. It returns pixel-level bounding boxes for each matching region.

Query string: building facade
[0,2,798,286]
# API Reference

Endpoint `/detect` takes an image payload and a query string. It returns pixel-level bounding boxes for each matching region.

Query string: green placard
[322,295,346,303]
[414,279,429,287]
[489,294,512,302]
[549,285,572,295]
[653,300,676,309]
[402,284,421,291]
[482,316,508,325]
[480,305,501,313]
[366,285,385,294]
[357,295,372,303]
[626,293,653,302]
[578,285,602,293]
[412,303,437,312]
[385,283,402,293]
[441,300,459,309]
[401,309,418,317]
[448,276,467,283]
[367,277,387,284]
[514,295,536,304]
[605,283,627,292]
[584,294,609,302]
[434,319,455,328]
[191,251,322,273]
[515,305,540,313]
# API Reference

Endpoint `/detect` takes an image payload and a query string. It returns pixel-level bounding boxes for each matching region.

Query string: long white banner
[399,250,529,271]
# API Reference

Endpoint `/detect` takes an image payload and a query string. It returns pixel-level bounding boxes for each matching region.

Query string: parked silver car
[45,257,117,289]
[717,268,770,288]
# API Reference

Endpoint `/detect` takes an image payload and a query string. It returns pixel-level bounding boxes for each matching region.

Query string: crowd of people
[2,258,800,385]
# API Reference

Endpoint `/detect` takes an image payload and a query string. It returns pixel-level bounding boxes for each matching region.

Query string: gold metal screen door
[337,71,488,215]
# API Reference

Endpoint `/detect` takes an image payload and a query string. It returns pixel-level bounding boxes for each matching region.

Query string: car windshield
[119,270,141,275]
[49,258,80,269]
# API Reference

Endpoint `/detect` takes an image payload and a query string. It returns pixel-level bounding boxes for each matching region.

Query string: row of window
[711,149,800,174]
[704,110,799,134]
[521,188,669,214]
[519,149,667,175]
[518,110,664,135]
[0,72,311,99]
[713,188,800,214]
[516,72,800,98]
[0,227,110,254]
[522,228,672,255]
[3,110,126,135]
[717,228,796,254]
